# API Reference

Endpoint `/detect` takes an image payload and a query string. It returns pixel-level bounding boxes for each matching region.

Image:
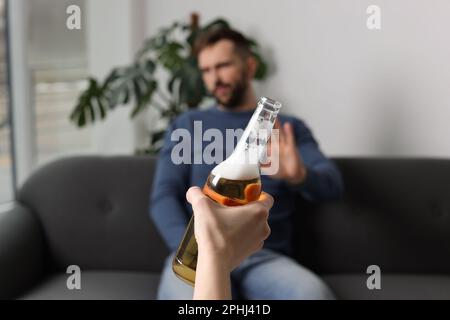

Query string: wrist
[198,241,233,271]
[195,247,232,300]
[198,249,227,268]
[287,166,307,185]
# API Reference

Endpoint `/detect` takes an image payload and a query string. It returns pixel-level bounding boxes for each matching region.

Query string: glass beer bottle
[172,97,282,286]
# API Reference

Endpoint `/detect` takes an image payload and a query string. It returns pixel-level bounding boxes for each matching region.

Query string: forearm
[150,195,189,251]
[193,250,231,300]
[150,120,192,251]
[150,159,191,250]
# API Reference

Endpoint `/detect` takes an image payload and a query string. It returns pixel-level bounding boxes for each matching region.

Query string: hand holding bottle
[187,186,273,271]
[173,97,281,286]
[186,186,273,300]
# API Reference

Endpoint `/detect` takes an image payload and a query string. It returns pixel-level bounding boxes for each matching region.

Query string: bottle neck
[234,97,281,165]
[211,97,281,180]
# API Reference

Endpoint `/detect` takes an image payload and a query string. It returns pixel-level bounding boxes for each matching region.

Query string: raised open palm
[263,120,307,185]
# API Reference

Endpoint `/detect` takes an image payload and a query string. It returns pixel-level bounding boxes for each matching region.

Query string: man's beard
[212,76,248,110]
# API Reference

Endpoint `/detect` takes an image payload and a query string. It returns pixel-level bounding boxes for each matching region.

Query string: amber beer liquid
[172,97,282,286]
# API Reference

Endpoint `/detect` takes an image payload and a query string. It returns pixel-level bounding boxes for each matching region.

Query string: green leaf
[176,56,206,108]
[167,74,178,94]
[186,29,200,49]
[103,69,119,90]
[157,42,185,72]
[97,97,106,119]
[70,78,104,127]
[131,79,143,117]
[88,101,96,122]
[161,106,180,120]
[150,129,167,144]
[77,107,86,127]
[130,77,157,118]
[253,52,268,80]
[122,85,130,104]
[202,18,230,32]
[145,59,156,74]
[247,38,258,47]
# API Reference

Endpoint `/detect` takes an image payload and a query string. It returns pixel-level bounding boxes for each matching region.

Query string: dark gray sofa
[0,156,449,299]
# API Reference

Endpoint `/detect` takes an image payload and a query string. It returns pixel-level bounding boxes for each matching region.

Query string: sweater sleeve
[149,115,192,252]
[289,118,344,202]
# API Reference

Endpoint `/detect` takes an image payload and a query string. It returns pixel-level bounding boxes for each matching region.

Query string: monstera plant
[69,14,268,154]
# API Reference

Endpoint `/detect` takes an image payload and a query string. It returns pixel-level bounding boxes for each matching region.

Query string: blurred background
[1,0,450,205]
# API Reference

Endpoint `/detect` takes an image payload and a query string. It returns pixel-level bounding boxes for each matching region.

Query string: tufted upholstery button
[97,198,114,214]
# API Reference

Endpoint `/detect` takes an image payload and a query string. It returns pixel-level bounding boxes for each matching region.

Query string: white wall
[86,0,149,154]
[145,0,450,158]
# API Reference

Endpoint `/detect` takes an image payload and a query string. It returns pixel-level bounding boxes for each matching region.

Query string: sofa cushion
[18,156,169,273]
[22,271,450,300]
[294,159,450,275]
[20,271,160,300]
[324,274,450,300]
[0,204,46,299]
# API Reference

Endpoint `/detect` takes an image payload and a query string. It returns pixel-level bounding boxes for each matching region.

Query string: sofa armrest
[0,203,46,299]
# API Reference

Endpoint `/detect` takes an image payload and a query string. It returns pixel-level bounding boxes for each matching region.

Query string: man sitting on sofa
[150,27,344,299]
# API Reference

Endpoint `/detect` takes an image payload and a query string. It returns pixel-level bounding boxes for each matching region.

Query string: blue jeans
[157,249,335,300]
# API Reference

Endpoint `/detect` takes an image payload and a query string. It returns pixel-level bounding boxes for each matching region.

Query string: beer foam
[211,150,260,180]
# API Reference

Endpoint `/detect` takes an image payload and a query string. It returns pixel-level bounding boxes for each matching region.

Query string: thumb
[186,186,208,207]
[257,192,274,210]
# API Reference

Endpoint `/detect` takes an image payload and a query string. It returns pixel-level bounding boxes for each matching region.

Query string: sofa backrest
[293,158,450,275]
[18,156,450,275]
[18,156,169,273]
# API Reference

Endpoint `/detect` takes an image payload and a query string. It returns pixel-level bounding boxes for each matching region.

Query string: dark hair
[193,27,252,58]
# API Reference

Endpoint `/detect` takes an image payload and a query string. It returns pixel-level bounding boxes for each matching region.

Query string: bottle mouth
[259,96,282,113]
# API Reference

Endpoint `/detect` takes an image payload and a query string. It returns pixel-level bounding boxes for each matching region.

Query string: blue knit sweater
[150,106,344,255]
